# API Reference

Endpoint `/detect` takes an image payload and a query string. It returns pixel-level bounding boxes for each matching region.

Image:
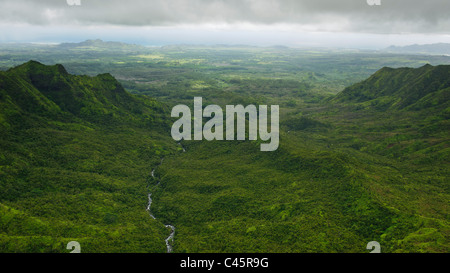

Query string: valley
[0,41,448,253]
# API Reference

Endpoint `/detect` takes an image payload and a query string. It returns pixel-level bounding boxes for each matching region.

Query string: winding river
[146,143,185,253]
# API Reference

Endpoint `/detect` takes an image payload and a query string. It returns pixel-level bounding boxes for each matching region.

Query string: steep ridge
[0,60,170,126]
[334,64,450,111]
[0,61,176,252]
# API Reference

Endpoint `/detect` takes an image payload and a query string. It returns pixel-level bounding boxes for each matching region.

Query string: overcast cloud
[0,0,449,47]
[0,0,449,33]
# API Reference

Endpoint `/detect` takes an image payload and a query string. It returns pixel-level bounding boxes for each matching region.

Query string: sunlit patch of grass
[135,54,165,60]
[191,80,210,89]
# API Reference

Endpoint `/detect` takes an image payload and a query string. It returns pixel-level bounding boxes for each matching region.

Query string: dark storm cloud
[0,0,449,33]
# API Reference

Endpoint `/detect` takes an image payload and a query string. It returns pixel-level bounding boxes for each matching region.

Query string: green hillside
[0,61,177,252]
[334,64,450,112]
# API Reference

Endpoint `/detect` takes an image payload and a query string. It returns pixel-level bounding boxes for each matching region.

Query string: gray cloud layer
[0,0,449,33]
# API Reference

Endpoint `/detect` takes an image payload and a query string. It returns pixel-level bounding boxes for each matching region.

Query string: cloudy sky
[0,0,449,48]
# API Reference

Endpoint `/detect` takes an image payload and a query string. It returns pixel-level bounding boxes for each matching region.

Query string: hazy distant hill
[384,43,450,55]
[58,39,148,51]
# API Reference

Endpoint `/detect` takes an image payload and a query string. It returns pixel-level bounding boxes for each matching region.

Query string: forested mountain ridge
[0,61,177,252]
[334,64,450,112]
[0,60,169,127]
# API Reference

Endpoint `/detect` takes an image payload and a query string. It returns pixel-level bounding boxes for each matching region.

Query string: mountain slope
[0,60,170,127]
[0,61,177,252]
[334,64,450,112]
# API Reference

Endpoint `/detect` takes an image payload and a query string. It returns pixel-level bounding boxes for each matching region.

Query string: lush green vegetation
[0,41,448,253]
[0,61,178,252]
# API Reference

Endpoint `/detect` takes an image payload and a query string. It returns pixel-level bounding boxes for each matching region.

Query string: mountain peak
[1,61,135,119]
[9,60,69,76]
